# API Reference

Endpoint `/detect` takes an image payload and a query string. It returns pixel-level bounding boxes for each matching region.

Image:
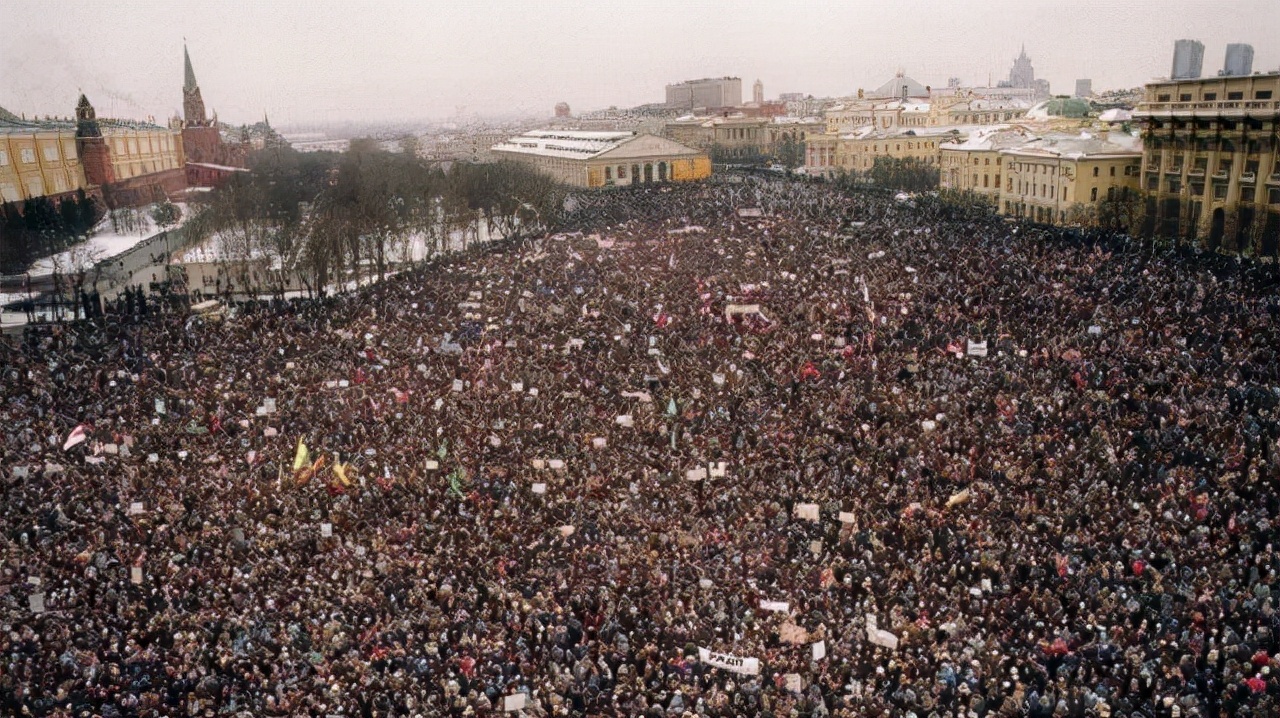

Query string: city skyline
[2,0,1278,126]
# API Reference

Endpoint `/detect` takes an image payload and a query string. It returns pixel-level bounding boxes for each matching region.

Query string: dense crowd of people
[3,178,1280,718]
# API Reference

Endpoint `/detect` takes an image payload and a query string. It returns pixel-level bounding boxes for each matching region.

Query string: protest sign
[686,467,707,481]
[452,380,464,392]
[559,525,575,537]
[503,693,526,712]
[865,614,899,649]
[967,340,988,357]
[812,640,827,661]
[794,503,819,521]
[131,567,143,584]
[697,648,760,675]
[709,461,727,478]
[321,523,333,538]
[531,483,547,495]
[129,502,144,515]
[548,459,565,470]
[946,488,971,507]
[30,593,45,614]
[785,673,803,693]
[616,415,634,427]
[838,511,856,523]
[63,424,88,451]
[759,600,790,613]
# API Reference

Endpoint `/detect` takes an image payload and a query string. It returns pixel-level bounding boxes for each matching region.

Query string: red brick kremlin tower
[179,44,247,186]
[74,93,114,187]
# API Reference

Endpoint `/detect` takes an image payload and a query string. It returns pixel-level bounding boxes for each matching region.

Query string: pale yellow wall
[0,127,87,203]
[940,147,1003,202]
[999,152,1141,224]
[103,126,184,180]
[834,135,944,172]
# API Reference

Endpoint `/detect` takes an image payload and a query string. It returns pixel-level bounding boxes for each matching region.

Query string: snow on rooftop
[492,130,639,160]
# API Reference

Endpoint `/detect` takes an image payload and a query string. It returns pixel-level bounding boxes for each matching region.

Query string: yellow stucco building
[0,118,87,203]
[940,128,1037,204]
[999,134,1142,225]
[492,130,710,188]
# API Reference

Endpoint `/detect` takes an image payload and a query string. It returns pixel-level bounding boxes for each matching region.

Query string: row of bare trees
[186,140,567,298]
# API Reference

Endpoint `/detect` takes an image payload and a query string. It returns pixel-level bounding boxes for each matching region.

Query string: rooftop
[491,130,639,160]
[1000,132,1142,160]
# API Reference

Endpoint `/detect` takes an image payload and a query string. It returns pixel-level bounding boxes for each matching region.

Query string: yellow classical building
[663,116,823,163]
[491,130,710,188]
[1133,72,1280,253]
[0,115,87,204]
[999,134,1142,225]
[805,126,956,179]
[940,127,1037,204]
[100,122,185,181]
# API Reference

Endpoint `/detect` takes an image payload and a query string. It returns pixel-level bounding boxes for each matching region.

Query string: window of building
[1157,94,1171,102]
[1147,176,1159,191]
[1093,166,1099,177]
[618,165,626,178]
[25,178,43,196]
[604,167,612,181]
[1108,187,1117,200]
[1091,187,1098,201]
[1270,187,1280,205]
[0,183,16,202]
[1203,92,1217,101]
[20,148,36,164]
[0,150,8,166]
[994,174,1000,187]
[983,175,989,188]
[1257,90,1274,100]
[42,144,58,162]
[1110,166,1116,177]
[63,140,75,158]
[1213,183,1228,200]
[1227,91,1244,100]
[1179,94,1192,102]
[1168,179,1181,194]
[1190,183,1203,196]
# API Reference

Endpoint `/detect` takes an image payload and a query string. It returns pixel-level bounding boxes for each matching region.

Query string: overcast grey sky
[2,0,1277,126]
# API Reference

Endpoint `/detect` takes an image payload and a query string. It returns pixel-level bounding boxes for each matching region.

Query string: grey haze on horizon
[2,0,1277,127]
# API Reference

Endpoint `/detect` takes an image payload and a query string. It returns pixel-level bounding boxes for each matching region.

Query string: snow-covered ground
[28,203,190,276]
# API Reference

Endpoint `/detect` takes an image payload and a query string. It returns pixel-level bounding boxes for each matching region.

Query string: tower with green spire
[183,43,208,126]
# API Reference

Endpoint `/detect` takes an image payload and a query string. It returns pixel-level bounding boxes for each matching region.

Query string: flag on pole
[332,455,353,487]
[293,438,310,472]
[448,468,466,498]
